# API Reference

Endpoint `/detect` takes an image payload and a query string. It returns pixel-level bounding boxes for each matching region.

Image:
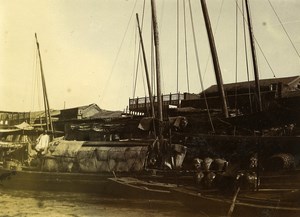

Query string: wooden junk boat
[1,0,300,216]
[109,0,300,216]
[0,32,187,196]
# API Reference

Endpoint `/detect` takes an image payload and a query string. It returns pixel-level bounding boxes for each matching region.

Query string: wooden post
[35,33,54,134]
[245,0,262,112]
[151,0,163,131]
[136,14,156,123]
[200,0,229,118]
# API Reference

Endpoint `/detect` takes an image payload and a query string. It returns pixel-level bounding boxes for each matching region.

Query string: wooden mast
[150,0,163,137]
[245,0,263,190]
[245,0,262,112]
[35,33,54,134]
[200,0,229,118]
[136,13,157,137]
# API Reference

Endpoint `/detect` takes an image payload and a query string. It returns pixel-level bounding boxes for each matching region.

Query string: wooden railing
[129,93,185,112]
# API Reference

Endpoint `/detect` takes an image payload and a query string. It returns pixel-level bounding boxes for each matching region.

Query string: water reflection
[0,189,208,217]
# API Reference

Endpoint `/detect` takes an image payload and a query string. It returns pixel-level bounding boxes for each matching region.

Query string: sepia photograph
[0,0,300,216]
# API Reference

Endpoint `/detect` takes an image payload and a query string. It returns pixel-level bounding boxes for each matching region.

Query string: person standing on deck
[35,130,50,155]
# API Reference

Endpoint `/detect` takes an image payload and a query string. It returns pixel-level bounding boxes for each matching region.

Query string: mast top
[35,33,39,46]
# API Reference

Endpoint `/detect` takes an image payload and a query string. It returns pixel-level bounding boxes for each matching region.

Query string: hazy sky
[1,0,299,112]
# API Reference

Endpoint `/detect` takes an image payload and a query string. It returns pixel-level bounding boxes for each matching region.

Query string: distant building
[128,76,300,116]
[200,76,300,97]
[0,103,120,130]
[181,76,300,114]
[58,103,102,121]
[0,111,30,128]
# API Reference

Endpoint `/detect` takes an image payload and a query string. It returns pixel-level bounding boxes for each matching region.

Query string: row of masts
[137,0,262,137]
[201,0,262,117]
[35,0,262,138]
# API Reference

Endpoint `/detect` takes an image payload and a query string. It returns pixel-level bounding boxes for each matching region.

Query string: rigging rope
[176,0,179,93]
[235,0,276,78]
[234,0,239,114]
[32,48,42,112]
[31,45,37,111]
[133,30,141,98]
[100,0,138,104]
[140,48,148,97]
[156,0,166,94]
[242,0,253,113]
[188,0,215,133]
[183,0,190,93]
[151,22,156,96]
[267,0,300,60]
[254,35,276,78]
[233,0,240,136]
[133,0,146,99]
[132,23,138,98]
[202,0,224,80]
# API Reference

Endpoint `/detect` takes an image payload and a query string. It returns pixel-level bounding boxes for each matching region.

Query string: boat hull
[108,177,177,200]
[105,174,300,216]
[172,187,300,217]
[0,168,173,199]
[0,168,117,195]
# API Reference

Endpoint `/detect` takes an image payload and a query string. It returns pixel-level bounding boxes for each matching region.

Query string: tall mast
[136,13,156,137]
[150,0,163,136]
[35,33,54,133]
[245,0,262,112]
[200,0,229,118]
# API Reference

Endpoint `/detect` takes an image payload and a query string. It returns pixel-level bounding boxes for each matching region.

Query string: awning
[15,122,34,130]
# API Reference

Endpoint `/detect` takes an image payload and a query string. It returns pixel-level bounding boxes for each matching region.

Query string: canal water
[0,189,211,217]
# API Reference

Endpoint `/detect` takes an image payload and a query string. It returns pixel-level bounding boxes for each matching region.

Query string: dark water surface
[0,189,211,217]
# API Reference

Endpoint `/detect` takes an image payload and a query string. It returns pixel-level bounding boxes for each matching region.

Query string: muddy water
[0,189,209,217]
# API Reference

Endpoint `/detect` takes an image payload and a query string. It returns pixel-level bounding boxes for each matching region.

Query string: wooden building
[181,76,300,114]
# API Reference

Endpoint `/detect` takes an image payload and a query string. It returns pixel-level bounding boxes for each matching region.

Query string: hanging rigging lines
[132,0,146,99]
[188,0,215,133]
[177,0,224,94]
[183,0,190,93]
[151,19,156,96]
[202,0,224,80]
[176,0,190,93]
[234,0,239,114]
[176,0,179,93]
[100,0,138,105]
[267,0,300,60]
[140,47,148,98]
[235,0,276,78]
[132,19,138,98]
[241,0,253,114]
[31,44,43,112]
[31,46,39,111]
